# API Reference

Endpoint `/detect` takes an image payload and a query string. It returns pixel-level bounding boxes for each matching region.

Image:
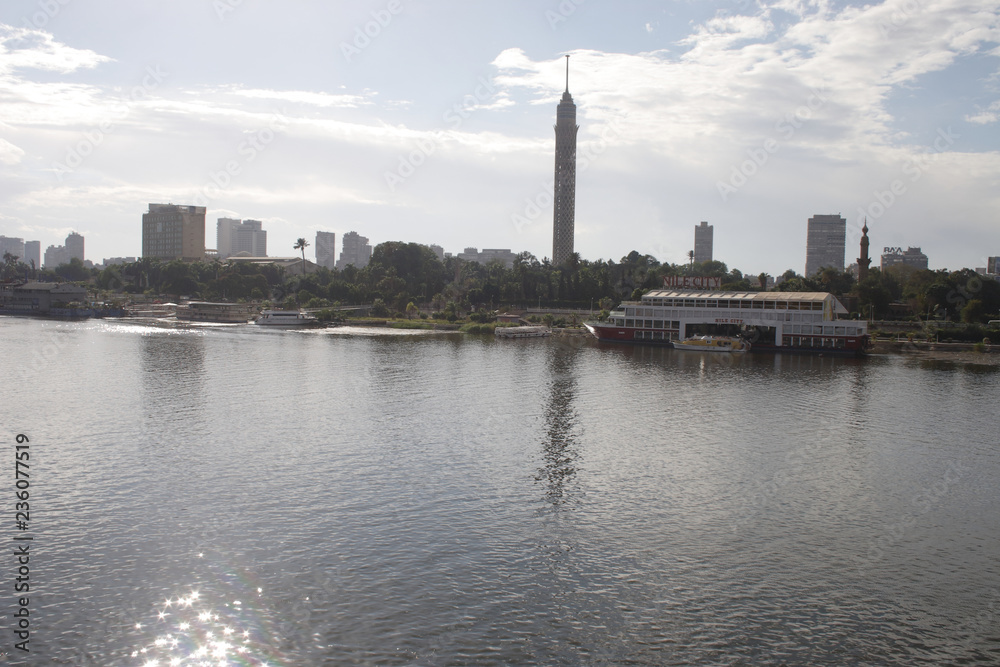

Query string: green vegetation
[4,241,998,327]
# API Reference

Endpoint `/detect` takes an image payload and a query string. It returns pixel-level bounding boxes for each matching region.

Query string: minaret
[552,55,579,267]
[858,219,871,282]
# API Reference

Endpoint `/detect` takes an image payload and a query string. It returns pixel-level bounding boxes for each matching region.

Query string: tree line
[3,244,998,323]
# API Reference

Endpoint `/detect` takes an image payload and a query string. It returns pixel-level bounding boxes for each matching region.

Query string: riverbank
[872,339,1000,366]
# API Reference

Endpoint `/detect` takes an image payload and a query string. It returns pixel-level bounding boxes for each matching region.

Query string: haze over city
[1,0,998,273]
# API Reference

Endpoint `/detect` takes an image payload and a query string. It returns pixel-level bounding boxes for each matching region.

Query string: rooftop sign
[663,276,722,289]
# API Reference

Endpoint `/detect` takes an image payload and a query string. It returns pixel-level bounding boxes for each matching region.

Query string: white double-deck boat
[672,335,749,353]
[253,309,318,326]
[176,301,254,323]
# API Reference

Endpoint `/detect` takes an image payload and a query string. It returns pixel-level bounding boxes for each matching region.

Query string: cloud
[0,24,111,75]
[965,100,1000,124]
[0,136,24,164]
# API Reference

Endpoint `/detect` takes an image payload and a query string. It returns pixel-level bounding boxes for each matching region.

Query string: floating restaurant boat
[175,301,255,323]
[252,309,318,326]
[585,290,869,355]
[494,325,550,338]
[672,335,749,353]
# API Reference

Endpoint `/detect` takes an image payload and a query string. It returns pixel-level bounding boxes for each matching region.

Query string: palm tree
[293,238,310,275]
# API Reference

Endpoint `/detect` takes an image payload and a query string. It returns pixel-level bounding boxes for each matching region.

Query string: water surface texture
[3,317,999,665]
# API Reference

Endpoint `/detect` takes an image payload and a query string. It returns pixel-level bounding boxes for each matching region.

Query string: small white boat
[252,309,318,326]
[494,325,550,338]
[672,335,749,353]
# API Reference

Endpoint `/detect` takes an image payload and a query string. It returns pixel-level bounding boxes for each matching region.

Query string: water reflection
[536,343,581,506]
[139,331,207,423]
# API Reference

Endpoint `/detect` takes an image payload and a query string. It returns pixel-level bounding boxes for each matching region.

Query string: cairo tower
[552,55,578,267]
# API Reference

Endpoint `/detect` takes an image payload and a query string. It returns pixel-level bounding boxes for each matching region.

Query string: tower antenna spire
[565,54,570,93]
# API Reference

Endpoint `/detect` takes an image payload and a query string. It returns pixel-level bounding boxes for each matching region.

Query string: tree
[405,301,419,319]
[961,299,985,323]
[293,238,310,275]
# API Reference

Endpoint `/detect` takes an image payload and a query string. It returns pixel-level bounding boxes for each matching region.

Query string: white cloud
[0,24,111,75]
[965,100,1000,124]
[0,136,24,164]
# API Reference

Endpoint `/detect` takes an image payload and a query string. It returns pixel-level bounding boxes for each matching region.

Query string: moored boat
[673,335,748,353]
[494,325,550,338]
[252,309,318,326]
[586,289,869,355]
[176,301,254,323]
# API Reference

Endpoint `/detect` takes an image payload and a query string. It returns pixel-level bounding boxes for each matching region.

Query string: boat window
[811,302,823,310]
[645,320,653,328]
[777,302,788,310]
[625,319,634,328]
[706,300,717,308]
[752,301,764,309]
[835,326,845,335]
[847,327,856,335]
[683,299,695,307]
[654,320,663,329]
[764,301,775,309]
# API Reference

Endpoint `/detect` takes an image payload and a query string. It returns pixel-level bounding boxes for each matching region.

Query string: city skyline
[0,1,998,274]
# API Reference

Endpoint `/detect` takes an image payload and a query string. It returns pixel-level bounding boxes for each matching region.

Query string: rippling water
[3,317,999,665]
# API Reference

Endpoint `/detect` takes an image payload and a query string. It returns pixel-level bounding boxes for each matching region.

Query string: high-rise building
[216,218,240,258]
[986,257,998,275]
[881,247,928,271]
[40,232,84,268]
[694,221,713,263]
[805,214,846,277]
[552,55,578,267]
[0,236,25,261]
[428,244,444,261]
[24,241,40,269]
[233,220,266,257]
[142,204,206,261]
[336,231,372,269]
[43,244,67,268]
[217,218,266,258]
[315,231,336,270]
[65,232,84,263]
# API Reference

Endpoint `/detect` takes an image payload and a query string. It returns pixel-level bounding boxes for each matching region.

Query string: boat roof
[641,290,847,314]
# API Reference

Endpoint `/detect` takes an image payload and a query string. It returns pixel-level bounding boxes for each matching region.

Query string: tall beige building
[142,204,206,261]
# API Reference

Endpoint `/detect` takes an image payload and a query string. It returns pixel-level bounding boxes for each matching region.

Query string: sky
[0,0,998,275]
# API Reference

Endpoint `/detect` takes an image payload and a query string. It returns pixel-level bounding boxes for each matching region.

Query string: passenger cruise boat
[585,290,869,355]
[252,309,318,326]
[673,335,749,353]
[175,301,254,323]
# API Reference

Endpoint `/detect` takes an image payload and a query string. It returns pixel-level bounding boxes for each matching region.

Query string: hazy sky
[1,0,998,274]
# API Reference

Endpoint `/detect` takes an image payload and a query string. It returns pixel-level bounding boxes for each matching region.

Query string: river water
[2,317,999,665]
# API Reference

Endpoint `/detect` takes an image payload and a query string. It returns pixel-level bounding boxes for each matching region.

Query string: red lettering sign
[663,276,722,289]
